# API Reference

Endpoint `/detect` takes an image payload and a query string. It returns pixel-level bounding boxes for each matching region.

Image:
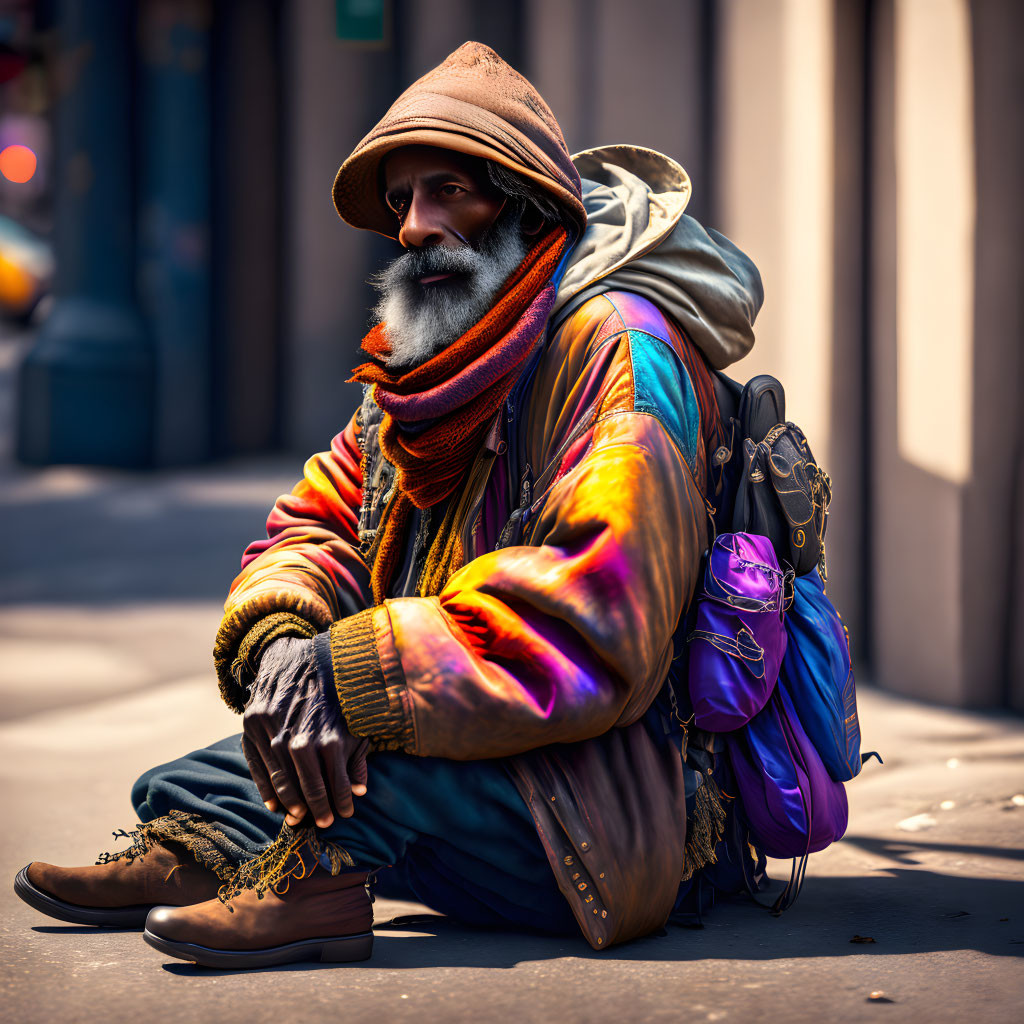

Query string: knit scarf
[350,226,568,602]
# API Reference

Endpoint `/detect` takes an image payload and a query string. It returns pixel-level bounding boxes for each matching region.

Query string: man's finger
[241,733,278,810]
[267,733,308,823]
[327,744,355,819]
[243,723,283,812]
[289,738,335,829]
[350,738,370,796]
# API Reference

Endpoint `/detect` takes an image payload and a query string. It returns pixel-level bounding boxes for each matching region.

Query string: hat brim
[332,129,587,240]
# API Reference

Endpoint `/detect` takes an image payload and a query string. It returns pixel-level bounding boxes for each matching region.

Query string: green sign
[336,0,389,45]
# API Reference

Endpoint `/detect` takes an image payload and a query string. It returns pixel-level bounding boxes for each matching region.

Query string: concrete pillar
[871,0,957,706]
[716,1,844,626]
[870,0,1020,708]
[965,0,1024,710]
[209,0,282,457]
[17,0,153,467]
[828,0,873,658]
[137,0,213,465]
[717,0,836,470]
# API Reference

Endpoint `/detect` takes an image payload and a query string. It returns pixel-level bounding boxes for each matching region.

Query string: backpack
[685,372,875,909]
[686,532,851,860]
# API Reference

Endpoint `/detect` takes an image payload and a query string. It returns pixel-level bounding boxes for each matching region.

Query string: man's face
[383,145,506,253]
[371,146,530,371]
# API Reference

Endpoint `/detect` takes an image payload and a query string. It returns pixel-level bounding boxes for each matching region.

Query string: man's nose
[398,195,446,249]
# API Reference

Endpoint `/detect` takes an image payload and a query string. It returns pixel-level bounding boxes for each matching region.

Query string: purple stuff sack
[688,533,790,732]
[726,686,849,859]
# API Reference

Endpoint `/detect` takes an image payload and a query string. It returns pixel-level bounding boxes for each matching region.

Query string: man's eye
[438,184,465,198]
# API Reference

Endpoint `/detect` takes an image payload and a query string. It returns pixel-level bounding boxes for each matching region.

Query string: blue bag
[777,569,861,782]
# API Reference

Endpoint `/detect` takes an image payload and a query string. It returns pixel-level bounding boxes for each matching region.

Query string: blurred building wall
[209,0,283,457]
[16,0,1023,709]
[527,0,714,219]
[280,0,396,450]
[714,0,1022,709]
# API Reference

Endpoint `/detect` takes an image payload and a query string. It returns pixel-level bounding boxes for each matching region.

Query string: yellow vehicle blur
[0,215,52,319]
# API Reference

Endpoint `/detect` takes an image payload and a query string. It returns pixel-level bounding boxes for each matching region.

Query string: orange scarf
[351,226,567,601]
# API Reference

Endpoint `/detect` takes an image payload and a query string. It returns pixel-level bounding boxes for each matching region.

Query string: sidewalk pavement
[1,442,1022,1023]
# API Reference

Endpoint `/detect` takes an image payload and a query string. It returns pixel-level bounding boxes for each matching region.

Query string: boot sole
[13,865,152,928]
[143,925,374,969]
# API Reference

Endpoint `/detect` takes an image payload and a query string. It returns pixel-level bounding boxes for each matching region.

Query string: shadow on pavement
[842,834,1024,865]
[32,924,133,934]
[131,865,1024,978]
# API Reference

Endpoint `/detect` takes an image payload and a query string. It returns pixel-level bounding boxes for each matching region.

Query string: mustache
[370,206,519,293]
[370,242,481,292]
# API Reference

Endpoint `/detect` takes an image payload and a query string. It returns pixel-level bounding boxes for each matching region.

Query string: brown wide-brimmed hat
[333,42,586,240]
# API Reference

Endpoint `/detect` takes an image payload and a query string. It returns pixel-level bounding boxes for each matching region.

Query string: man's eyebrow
[421,170,474,188]
[386,170,476,195]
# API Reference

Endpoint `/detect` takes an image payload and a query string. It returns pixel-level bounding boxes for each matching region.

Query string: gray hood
[553,145,763,370]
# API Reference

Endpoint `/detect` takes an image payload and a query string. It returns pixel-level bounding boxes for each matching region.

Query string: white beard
[370,214,529,371]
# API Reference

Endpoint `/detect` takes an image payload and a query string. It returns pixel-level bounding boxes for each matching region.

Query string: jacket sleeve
[213,410,373,711]
[325,317,711,758]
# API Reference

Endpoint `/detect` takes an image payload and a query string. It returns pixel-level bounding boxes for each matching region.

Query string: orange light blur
[0,144,37,184]
[0,253,36,311]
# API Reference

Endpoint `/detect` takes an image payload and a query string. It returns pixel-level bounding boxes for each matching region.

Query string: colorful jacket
[213,148,764,950]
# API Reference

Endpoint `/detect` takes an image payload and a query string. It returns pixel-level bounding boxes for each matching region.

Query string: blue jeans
[131,734,578,935]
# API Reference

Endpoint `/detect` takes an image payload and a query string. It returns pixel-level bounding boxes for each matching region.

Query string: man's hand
[242,636,368,828]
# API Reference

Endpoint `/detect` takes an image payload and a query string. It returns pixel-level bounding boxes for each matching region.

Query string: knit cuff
[226,612,319,711]
[328,607,414,752]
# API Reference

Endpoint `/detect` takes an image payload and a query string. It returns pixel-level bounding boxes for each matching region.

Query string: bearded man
[15,43,765,967]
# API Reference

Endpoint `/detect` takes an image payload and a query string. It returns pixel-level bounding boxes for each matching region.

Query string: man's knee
[129,762,165,820]
[128,734,246,819]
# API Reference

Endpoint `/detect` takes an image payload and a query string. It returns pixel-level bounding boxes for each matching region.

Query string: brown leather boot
[144,867,374,968]
[15,843,222,928]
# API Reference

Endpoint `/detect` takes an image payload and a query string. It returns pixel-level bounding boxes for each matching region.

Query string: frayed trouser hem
[96,809,248,883]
